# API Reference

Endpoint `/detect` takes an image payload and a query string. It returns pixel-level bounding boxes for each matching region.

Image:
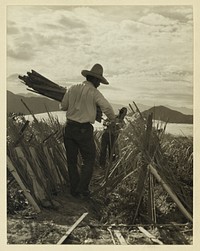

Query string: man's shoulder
[93,88,104,98]
[69,82,84,90]
[73,81,96,89]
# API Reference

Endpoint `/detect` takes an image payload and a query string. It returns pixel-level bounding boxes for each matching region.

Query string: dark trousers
[63,121,96,195]
[99,131,115,167]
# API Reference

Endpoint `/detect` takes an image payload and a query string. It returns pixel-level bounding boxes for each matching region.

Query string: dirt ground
[7,192,103,244]
[7,189,193,245]
[7,166,193,245]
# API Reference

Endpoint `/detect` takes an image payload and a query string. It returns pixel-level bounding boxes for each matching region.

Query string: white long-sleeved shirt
[60,81,115,124]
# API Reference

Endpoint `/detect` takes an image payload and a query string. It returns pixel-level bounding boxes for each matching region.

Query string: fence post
[148,164,193,222]
[15,147,46,202]
[7,157,41,213]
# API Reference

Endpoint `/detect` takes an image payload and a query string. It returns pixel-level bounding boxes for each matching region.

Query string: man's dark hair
[86,75,100,88]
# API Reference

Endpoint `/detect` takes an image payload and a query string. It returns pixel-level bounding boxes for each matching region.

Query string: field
[7,110,193,245]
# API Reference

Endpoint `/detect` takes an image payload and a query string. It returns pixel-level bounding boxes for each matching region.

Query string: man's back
[63,82,97,123]
[61,81,115,124]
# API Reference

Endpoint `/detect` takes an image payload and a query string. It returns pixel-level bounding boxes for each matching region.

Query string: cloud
[34,32,60,47]
[162,69,193,83]
[139,13,178,26]
[7,73,19,81]
[42,23,62,30]
[7,20,20,35]
[7,26,19,35]
[144,6,193,23]
[7,73,28,94]
[6,5,193,109]
[7,20,16,26]
[99,84,123,92]
[130,82,193,108]
[120,19,141,33]
[7,43,34,60]
[59,15,86,30]
[22,27,35,33]
[150,93,193,107]
[174,6,193,16]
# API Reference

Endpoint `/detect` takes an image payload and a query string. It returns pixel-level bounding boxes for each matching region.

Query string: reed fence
[7,102,193,224]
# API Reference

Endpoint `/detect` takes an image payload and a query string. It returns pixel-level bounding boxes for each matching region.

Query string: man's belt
[67,119,90,126]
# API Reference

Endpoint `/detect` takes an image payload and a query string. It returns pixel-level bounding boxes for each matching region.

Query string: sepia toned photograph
[5,2,195,246]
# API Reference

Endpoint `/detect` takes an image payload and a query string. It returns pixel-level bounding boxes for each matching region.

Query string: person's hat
[81,64,109,85]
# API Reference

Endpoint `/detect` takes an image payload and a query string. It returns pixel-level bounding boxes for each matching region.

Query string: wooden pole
[113,230,127,245]
[132,101,145,121]
[43,146,61,185]
[15,147,46,201]
[148,164,193,222]
[20,99,38,123]
[57,212,88,244]
[29,147,46,182]
[138,226,163,245]
[7,157,41,213]
[148,173,156,224]
[107,227,116,244]
[132,113,153,223]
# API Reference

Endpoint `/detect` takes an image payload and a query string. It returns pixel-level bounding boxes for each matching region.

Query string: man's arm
[95,91,115,121]
[59,89,69,111]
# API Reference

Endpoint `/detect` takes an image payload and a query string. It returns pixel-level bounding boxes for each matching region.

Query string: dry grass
[7,109,193,224]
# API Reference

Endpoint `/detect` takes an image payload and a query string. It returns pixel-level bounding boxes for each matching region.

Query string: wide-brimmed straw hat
[81,63,109,85]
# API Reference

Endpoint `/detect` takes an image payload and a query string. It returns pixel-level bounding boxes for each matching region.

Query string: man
[99,107,127,168]
[60,63,115,197]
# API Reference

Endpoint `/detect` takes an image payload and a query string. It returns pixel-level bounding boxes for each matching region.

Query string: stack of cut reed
[18,70,66,102]
[18,70,102,122]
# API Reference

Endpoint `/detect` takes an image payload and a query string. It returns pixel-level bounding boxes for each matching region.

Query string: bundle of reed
[92,103,193,224]
[18,70,102,122]
[7,112,69,209]
[18,70,66,101]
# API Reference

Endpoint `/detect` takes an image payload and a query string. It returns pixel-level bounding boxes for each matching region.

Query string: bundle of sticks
[18,70,102,122]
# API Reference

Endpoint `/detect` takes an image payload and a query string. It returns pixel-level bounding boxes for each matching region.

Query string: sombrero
[81,63,109,85]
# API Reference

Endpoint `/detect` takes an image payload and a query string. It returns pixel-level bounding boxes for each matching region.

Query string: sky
[6,4,193,109]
